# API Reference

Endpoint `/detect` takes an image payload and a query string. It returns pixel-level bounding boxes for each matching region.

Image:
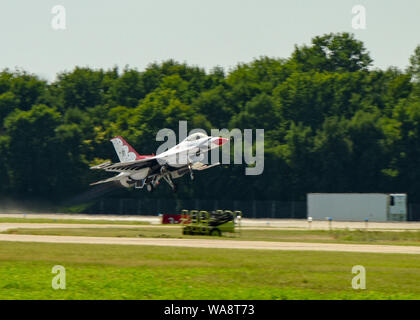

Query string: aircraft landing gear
[188,163,194,181]
[161,166,177,192]
[146,184,154,193]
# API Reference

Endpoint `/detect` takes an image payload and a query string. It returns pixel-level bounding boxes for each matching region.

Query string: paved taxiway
[1,213,419,230]
[0,233,419,254]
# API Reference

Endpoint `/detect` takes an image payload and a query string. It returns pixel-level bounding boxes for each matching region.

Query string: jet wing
[90,156,161,173]
[90,173,127,186]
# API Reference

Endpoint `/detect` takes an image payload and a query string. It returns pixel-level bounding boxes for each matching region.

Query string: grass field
[0,241,418,300]
[3,226,420,246]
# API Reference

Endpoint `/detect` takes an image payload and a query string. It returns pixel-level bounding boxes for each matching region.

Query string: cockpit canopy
[184,132,208,142]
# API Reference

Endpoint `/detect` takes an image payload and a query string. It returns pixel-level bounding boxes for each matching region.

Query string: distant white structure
[307,193,407,222]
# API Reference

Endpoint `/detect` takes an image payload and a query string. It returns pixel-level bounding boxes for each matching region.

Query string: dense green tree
[52,67,109,110]
[0,135,10,193]
[408,45,420,82]
[290,32,373,72]
[230,93,280,131]
[3,105,61,196]
[311,116,353,192]
[392,100,420,199]
[408,45,420,98]
[109,68,145,108]
[192,85,233,128]
[0,92,18,126]
[8,71,47,111]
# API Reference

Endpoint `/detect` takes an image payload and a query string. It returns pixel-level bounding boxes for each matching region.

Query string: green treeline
[0,33,419,202]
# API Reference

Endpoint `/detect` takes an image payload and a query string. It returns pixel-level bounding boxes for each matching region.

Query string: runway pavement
[1,213,420,230]
[0,223,177,232]
[0,233,419,254]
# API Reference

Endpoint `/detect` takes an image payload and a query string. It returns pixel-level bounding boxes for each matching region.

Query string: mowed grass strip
[3,227,420,246]
[0,241,419,300]
[0,217,150,225]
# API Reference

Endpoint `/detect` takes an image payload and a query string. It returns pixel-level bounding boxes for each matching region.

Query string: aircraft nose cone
[212,137,229,146]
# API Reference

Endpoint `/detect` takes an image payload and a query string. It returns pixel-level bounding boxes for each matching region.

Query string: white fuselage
[156,135,224,168]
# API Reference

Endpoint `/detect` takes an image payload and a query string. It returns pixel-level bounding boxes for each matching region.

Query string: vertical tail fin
[110,136,142,163]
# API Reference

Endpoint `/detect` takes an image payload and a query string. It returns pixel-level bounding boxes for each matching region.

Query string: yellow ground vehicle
[181,210,242,236]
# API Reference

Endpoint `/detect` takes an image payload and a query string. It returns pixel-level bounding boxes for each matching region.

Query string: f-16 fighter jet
[90,133,228,192]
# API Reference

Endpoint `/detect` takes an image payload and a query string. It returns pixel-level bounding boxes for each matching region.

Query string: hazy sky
[1,0,419,81]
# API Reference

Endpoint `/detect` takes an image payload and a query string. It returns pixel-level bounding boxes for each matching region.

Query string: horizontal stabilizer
[90,173,124,186]
[90,161,112,170]
[194,162,221,171]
